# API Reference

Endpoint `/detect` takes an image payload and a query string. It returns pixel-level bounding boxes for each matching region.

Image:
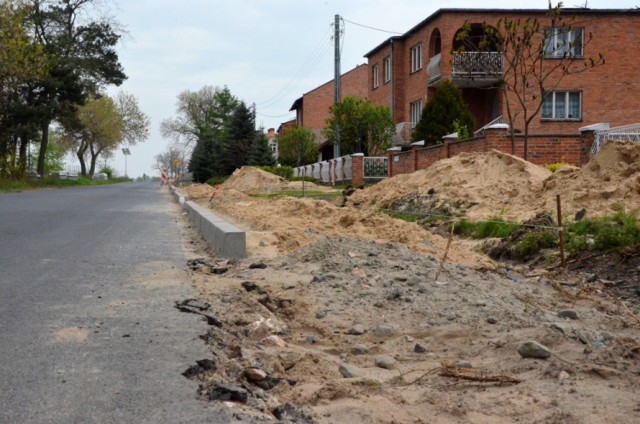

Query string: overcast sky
[100,0,638,178]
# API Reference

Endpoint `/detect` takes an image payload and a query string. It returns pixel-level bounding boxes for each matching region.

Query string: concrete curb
[171,187,246,259]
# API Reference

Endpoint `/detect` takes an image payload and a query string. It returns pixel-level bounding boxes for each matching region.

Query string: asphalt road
[0,182,231,423]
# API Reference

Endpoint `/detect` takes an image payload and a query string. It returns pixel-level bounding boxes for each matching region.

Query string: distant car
[92,173,108,181]
[26,171,41,179]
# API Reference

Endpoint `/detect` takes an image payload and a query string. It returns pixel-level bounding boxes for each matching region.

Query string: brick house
[287,64,369,160]
[365,8,640,142]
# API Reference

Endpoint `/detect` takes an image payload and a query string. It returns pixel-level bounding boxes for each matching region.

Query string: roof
[363,7,640,57]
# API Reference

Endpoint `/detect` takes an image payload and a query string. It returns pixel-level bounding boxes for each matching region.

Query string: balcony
[452,51,503,87]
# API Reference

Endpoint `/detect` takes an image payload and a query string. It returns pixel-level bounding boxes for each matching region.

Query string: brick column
[579,123,609,165]
[485,123,510,152]
[351,153,364,187]
[387,147,401,178]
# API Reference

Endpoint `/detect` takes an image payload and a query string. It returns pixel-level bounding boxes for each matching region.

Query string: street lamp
[122,148,131,178]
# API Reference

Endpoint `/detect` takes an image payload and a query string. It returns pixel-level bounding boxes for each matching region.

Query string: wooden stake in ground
[557,194,566,268]
[435,223,454,283]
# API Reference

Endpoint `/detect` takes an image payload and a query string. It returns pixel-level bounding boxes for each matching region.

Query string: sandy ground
[175,149,640,423]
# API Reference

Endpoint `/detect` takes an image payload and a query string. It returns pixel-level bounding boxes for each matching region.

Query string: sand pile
[222,166,337,195]
[184,185,492,268]
[539,141,640,218]
[223,166,285,194]
[349,150,551,221]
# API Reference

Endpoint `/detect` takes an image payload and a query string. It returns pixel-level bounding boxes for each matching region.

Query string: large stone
[244,368,267,381]
[375,355,396,369]
[339,363,362,378]
[558,309,579,320]
[351,344,370,355]
[517,341,552,359]
[348,324,366,335]
[373,324,396,337]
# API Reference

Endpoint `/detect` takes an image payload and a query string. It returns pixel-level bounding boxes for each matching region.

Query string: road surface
[0,182,231,423]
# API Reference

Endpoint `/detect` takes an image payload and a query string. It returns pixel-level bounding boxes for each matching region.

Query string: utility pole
[333,14,341,159]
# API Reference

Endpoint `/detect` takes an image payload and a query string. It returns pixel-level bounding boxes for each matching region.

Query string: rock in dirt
[183,359,217,379]
[517,341,552,359]
[454,360,473,369]
[487,316,499,324]
[375,355,396,369]
[373,324,396,337]
[272,403,314,423]
[351,344,370,355]
[244,368,268,381]
[348,324,366,335]
[414,343,427,353]
[306,335,318,344]
[282,281,297,290]
[249,262,267,269]
[558,309,579,320]
[205,383,249,403]
[339,363,362,378]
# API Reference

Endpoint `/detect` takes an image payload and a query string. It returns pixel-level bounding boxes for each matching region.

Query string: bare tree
[457,1,605,159]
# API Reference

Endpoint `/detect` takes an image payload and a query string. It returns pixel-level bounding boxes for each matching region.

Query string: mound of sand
[349,150,551,221]
[222,166,337,195]
[223,166,285,194]
[539,140,640,218]
[181,184,492,268]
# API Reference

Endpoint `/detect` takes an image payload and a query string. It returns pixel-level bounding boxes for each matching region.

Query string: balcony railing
[452,51,503,80]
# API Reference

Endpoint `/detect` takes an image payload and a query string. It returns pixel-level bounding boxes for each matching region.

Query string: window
[544,27,583,58]
[383,56,392,82]
[542,91,581,120]
[373,64,379,89]
[410,100,422,127]
[411,44,422,73]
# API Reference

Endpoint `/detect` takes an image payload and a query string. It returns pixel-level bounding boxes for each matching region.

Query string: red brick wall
[301,64,369,130]
[386,127,595,177]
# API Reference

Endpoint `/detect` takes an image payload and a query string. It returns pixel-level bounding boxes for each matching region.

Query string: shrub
[544,162,571,173]
[453,217,519,239]
[515,230,557,257]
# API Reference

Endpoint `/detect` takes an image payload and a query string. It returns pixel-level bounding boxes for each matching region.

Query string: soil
[174,145,640,423]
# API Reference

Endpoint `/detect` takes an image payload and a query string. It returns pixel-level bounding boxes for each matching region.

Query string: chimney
[267,128,276,138]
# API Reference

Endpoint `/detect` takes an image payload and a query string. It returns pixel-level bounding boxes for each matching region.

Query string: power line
[342,17,403,35]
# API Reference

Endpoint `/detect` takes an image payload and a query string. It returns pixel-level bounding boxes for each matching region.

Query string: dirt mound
[540,141,640,218]
[199,189,492,268]
[349,150,551,221]
[223,166,286,194]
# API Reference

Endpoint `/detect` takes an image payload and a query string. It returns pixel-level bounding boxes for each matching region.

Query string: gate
[363,157,388,183]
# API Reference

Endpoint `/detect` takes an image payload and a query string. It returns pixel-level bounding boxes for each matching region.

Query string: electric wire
[342,17,403,35]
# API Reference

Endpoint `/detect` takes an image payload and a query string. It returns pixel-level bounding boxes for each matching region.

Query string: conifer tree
[223,102,255,174]
[412,81,475,146]
[249,131,276,167]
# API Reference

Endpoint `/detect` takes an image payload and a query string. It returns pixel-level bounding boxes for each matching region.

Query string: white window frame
[542,91,582,120]
[373,64,379,89]
[544,27,583,58]
[383,56,391,83]
[411,44,422,73]
[410,100,422,127]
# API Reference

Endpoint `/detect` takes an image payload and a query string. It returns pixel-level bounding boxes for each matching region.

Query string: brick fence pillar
[485,123,510,152]
[579,123,609,165]
[387,147,401,178]
[351,153,364,187]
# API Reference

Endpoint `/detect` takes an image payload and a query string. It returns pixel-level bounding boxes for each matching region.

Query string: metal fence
[591,123,640,158]
[363,156,388,183]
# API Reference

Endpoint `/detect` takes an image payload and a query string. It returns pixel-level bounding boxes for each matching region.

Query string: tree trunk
[37,122,49,177]
[17,135,28,178]
[77,150,87,176]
